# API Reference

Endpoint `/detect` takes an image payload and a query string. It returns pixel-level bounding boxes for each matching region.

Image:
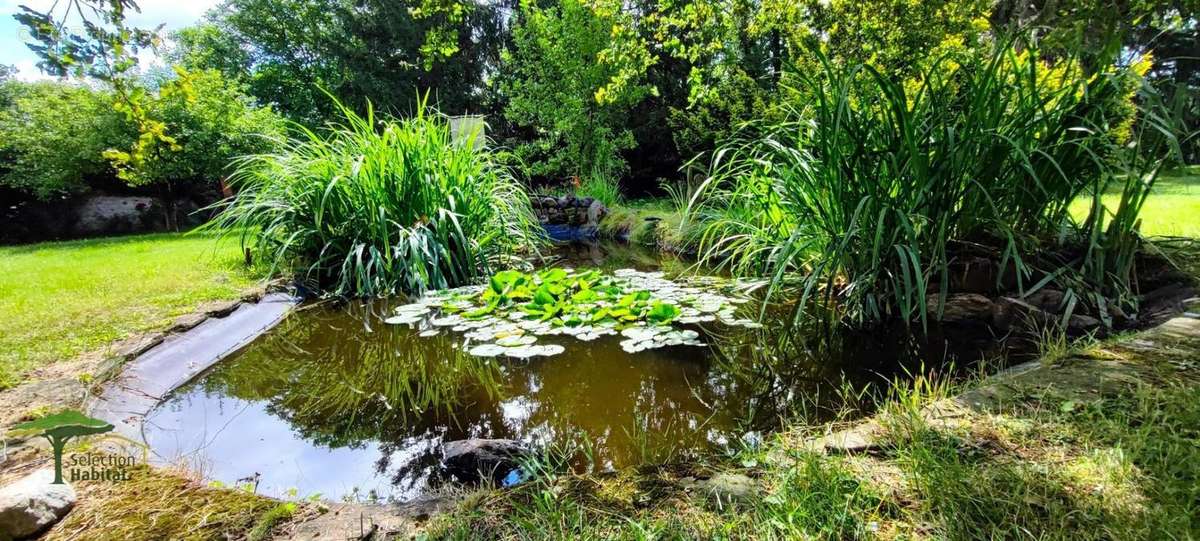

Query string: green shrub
[575,174,623,207]
[686,41,1176,327]
[0,81,132,199]
[205,96,542,297]
[125,69,285,190]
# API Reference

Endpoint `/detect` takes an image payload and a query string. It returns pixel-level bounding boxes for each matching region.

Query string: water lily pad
[533,344,566,356]
[621,327,658,341]
[384,315,423,325]
[468,344,506,357]
[496,335,537,347]
[431,315,463,327]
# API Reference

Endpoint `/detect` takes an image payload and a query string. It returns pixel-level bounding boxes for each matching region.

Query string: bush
[575,174,623,207]
[686,41,1170,327]
[128,69,285,190]
[0,72,283,210]
[0,81,132,199]
[206,97,542,297]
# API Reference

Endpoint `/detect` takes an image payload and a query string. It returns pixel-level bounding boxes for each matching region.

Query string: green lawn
[1069,166,1200,238]
[0,232,261,389]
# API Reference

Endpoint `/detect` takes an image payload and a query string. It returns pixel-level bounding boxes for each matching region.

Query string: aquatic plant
[204,95,541,297]
[685,41,1184,327]
[386,267,762,357]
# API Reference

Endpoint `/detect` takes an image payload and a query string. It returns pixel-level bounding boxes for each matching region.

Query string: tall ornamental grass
[685,42,1186,327]
[206,98,541,297]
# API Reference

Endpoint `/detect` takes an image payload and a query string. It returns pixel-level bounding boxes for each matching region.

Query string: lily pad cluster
[385,267,762,357]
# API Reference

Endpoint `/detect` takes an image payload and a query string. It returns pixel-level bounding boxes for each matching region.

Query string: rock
[1067,314,1102,334]
[204,300,242,318]
[1107,303,1135,328]
[1023,289,1064,311]
[696,473,757,503]
[586,200,607,225]
[168,313,208,333]
[991,296,1057,332]
[947,256,998,294]
[927,293,994,324]
[0,469,76,540]
[812,421,884,454]
[440,438,528,484]
[113,333,164,359]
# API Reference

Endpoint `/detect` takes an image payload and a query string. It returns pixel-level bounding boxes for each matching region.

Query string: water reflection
[144,242,1025,501]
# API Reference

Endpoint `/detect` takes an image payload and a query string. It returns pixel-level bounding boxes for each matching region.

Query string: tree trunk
[48,436,66,484]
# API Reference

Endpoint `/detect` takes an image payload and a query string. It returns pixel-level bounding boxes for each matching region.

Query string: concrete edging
[87,292,299,444]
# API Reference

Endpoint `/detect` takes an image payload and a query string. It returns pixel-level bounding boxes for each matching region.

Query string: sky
[0,0,220,80]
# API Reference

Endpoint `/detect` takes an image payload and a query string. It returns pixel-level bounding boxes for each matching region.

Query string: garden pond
[142,242,1025,502]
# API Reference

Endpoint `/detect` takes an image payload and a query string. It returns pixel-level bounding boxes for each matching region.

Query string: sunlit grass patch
[0,232,261,389]
[1070,167,1200,238]
[44,462,289,540]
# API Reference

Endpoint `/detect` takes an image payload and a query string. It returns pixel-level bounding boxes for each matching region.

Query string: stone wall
[531,195,607,241]
[1,193,206,244]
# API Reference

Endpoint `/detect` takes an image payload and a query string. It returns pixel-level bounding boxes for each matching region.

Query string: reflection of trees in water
[171,289,1021,499]
[702,311,1026,432]
[192,301,506,495]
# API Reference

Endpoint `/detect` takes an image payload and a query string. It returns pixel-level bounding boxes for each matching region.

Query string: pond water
[143,242,1021,502]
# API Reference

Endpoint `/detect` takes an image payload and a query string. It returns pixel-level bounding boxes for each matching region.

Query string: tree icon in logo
[11,410,113,484]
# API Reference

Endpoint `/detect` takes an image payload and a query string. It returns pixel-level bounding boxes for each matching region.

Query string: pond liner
[542,222,599,242]
[86,292,299,445]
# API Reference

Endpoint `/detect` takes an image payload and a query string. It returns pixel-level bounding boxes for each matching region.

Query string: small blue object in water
[542,223,599,242]
[501,468,526,487]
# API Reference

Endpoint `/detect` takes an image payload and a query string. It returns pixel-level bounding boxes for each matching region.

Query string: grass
[684,41,1184,328]
[576,174,623,208]
[423,326,1200,540]
[0,232,260,389]
[44,461,291,540]
[206,95,540,297]
[1071,166,1200,238]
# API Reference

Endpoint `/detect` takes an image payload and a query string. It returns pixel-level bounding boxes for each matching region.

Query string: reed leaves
[686,41,1188,327]
[205,95,541,297]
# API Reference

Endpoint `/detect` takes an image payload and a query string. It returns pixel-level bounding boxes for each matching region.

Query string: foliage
[0,232,260,390]
[171,0,511,125]
[575,175,623,207]
[14,0,185,180]
[48,461,284,540]
[1074,76,1195,315]
[685,42,1163,327]
[667,68,772,164]
[0,73,281,203]
[1069,168,1200,238]
[0,81,132,199]
[122,69,285,189]
[205,96,540,297]
[500,0,652,182]
[774,0,992,78]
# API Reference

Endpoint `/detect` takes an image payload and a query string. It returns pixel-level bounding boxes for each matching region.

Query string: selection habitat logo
[10,410,116,484]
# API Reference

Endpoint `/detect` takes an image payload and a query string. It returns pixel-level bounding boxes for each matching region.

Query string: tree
[11,410,114,484]
[0,81,132,199]
[14,0,180,179]
[172,0,512,125]
[118,69,286,228]
[500,0,654,182]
